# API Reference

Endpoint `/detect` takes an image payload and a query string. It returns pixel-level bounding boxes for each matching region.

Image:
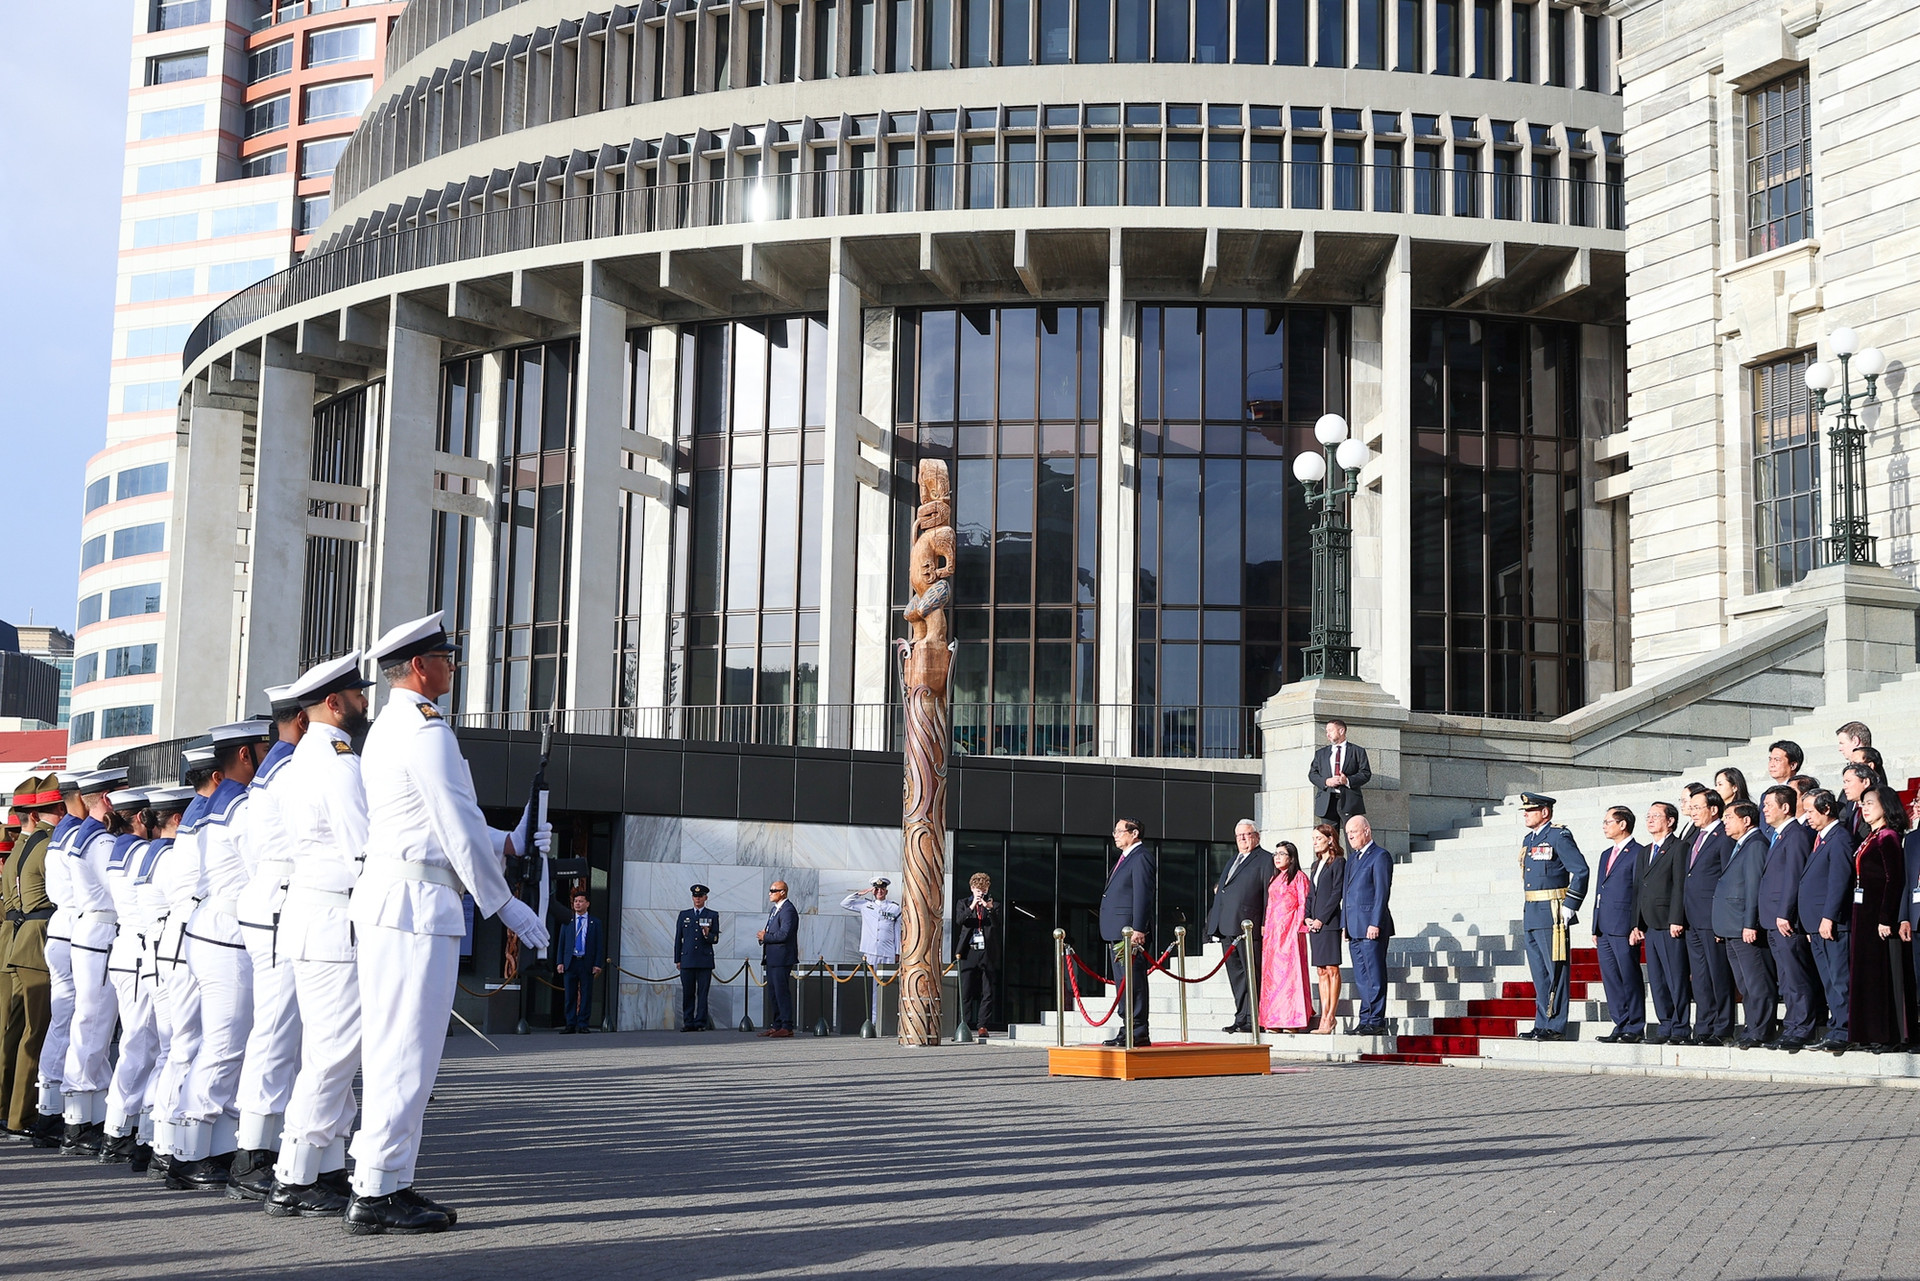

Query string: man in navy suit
[1800,790,1856,1052]
[1713,802,1776,1048]
[1341,815,1394,1036]
[554,891,604,1034]
[1631,801,1690,1044]
[1099,820,1156,1046]
[1591,806,1644,1043]
[1679,787,1736,1045]
[757,881,799,1038]
[1758,785,1819,1050]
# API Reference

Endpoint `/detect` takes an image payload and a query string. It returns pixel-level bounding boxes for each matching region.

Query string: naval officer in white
[348,612,550,1235]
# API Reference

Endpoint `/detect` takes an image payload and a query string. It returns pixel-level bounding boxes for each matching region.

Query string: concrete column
[566,290,631,711]
[463,352,506,716]
[634,328,679,708]
[1095,234,1137,754]
[239,338,316,700]
[815,250,864,738]
[1374,235,1413,706]
[1348,306,1385,671]
[159,391,246,740]
[367,301,444,703]
[852,305,896,712]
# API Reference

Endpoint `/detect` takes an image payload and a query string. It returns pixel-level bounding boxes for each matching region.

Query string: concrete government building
[129,0,1665,1033]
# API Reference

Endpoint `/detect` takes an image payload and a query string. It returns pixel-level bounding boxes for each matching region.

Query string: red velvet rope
[1149,941,1237,984]
[1064,949,1122,1027]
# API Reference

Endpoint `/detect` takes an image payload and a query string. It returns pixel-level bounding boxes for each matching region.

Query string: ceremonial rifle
[509,714,554,1034]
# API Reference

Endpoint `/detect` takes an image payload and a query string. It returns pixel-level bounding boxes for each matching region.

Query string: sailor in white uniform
[171,719,274,1191]
[99,786,158,1164]
[347,613,550,1235]
[841,877,903,1026]
[265,652,373,1219]
[35,776,85,1129]
[228,686,308,1202]
[61,767,131,1155]
[123,785,195,1174]
[150,750,217,1180]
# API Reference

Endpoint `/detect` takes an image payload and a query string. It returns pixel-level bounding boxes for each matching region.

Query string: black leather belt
[6,908,53,922]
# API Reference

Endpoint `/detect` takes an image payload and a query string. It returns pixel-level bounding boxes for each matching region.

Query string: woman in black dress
[1304,822,1345,1034]
[1848,785,1914,1051]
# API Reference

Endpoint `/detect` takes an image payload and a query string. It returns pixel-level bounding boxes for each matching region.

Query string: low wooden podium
[1047,1041,1272,1080]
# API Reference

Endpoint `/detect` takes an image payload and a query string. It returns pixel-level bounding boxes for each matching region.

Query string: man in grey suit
[1308,720,1371,825]
[1205,820,1275,1034]
[1099,820,1156,1046]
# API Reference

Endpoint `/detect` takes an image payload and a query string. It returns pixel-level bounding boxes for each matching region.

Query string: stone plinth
[1788,564,1920,705]
[1257,679,1411,857]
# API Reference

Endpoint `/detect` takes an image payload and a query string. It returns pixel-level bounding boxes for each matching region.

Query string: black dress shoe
[226,1148,279,1201]
[1775,1038,1807,1053]
[1100,1033,1125,1047]
[265,1178,352,1219]
[1532,1030,1563,1042]
[1617,1033,1643,1044]
[97,1131,140,1165]
[344,1191,451,1236]
[26,1113,65,1149]
[557,1026,576,1036]
[1820,1038,1849,1055]
[168,1151,235,1192]
[1596,1031,1621,1043]
[398,1185,460,1227]
[1222,1023,1248,1034]
[60,1121,107,1158]
[681,1025,700,1032]
[146,1151,172,1180]
[1642,1033,1668,1046]
[128,1142,153,1175]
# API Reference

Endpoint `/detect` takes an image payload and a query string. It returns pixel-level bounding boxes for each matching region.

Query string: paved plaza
[5,1032,1920,1279]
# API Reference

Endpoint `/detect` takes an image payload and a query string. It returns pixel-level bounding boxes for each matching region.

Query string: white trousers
[276,958,362,1186]
[349,926,456,1196]
[235,928,301,1150]
[150,958,201,1155]
[37,937,73,1109]
[105,970,159,1136]
[64,944,118,1114]
[180,936,253,1148]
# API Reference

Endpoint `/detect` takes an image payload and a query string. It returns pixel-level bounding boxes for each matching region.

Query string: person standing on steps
[1303,824,1346,1035]
[1800,790,1856,1053]
[1759,784,1820,1052]
[1204,819,1273,1035]
[1308,720,1371,826]
[1678,788,1736,1046]
[1591,806,1645,1044]
[1632,801,1690,1046]
[1341,815,1394,1038]
[1099,820,1155,1047]
[1713,802,1776,1048]
[1517,793,1588,1043]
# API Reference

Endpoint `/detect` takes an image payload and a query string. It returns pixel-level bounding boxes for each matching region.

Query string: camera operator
[954,873,999,1040]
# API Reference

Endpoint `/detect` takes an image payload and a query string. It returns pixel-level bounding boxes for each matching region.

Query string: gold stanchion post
[1241,919,1260,1046]
[1120,935,1135,1051]
[1174,925,1188,1044]
[1053,928,1067,1047]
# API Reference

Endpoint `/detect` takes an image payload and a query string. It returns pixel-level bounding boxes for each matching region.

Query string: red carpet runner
[1358,947,1603,1065]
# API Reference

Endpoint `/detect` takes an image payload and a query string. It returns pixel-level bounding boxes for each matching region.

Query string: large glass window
[100,705,155,739]
[245,94,291,138]
[105,645,159,680]
[893,306,1102,755]
[673,316,828,739]
[130,268,197,302]
[85,478,111,514]
[108,584,163,618]
[1746,70,1813,254]
[126,325,191,359]
[151,0,210,32]
[112,523,165,560]
[1409,314,1584,718]
[68,712,96,746]
[432,357,483,711]
[303,79,373,124]
[117,463,169,500]
[140,105,204,139]
[79,595,103,629]
[249,39,294,83]
[300,136,350,179]
[302,387,369,666]
[147,49,208,84]
[74,654,99,688]
[494,341,580,715]
[307,22,376,67]
[1135,305,1343,755]
[133,214,199,248]
[1752,352,1820,591]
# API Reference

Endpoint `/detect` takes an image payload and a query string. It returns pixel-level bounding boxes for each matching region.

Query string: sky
[0,7,134,634]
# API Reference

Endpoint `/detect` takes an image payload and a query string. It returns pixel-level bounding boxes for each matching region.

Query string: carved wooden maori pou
[897,459,954,1046]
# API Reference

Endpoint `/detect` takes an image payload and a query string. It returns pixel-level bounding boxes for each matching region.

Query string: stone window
[1746,69,1813,254]
[1751,351,1821,591]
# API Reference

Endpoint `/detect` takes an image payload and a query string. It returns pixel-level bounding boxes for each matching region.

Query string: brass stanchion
[1119,935,1135,1051]
[1241,919,1260,1046]
[1174,925,1188,1044]
[1053,928,1067,1047]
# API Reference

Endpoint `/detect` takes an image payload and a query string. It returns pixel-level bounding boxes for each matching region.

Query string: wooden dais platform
[1047,1041,1272,1080]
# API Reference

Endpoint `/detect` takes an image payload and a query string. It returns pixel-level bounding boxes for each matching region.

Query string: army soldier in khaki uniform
[4,776,64,1143]
[0,783,25,1137]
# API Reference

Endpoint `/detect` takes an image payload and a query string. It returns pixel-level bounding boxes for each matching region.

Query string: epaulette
[418,703,443,721]
[333,740,353,755]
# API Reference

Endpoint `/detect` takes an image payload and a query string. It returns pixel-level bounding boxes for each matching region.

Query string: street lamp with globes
[1803,326,1885,566]
[1292,413,1372,679]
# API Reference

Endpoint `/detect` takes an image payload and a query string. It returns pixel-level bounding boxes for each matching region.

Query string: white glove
[516,802,554,856]
[499,898,550,951]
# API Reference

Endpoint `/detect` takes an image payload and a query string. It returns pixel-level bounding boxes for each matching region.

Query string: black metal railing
[449,701,1263,759]
[183,157,1623,369]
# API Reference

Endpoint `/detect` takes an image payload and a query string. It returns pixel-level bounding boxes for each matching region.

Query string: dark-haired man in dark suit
[1591,806,1644,1043]
[555,891,605,1034]
[1680,788,1736,1045]
[1099,820,1156,1046]
[1308,720,1371,826]
[1632,801,1690,1044]
[1713,802,1775,1048]
[1759,786,1819,1050]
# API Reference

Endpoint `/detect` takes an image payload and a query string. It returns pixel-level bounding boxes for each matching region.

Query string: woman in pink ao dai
[1258,842,1314,1032]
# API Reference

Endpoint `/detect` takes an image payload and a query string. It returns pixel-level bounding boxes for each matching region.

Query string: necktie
[576,916,586,954]
[1605,846,1621,877]
[1689,830,1706,867]
[1333,744,1342,778]
[1224,851,1246,885]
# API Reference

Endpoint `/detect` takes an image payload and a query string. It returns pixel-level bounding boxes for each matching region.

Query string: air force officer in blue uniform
[1519,793,1589,1041]
[674,886,720,1031]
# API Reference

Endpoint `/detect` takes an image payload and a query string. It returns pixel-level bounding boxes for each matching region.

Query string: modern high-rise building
[158,0,1629,1026]
[13,625,76,728]
[68,0,405,766]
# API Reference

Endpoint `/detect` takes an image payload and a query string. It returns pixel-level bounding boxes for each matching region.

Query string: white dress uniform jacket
[279,725,369,962]
[840,892,903,959]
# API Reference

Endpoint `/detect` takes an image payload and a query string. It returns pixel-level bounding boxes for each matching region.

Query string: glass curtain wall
[492,341,579,717]
[431,357,482,710]
[672,315,830,742]
[1135,305,1342,756]
[1408,314,1583,718]
[952,830,1228,1026]
[892,306,1102,756]
[301,385,372,667]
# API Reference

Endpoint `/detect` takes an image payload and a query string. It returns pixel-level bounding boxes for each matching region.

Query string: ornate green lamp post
[1291,413,1372,680]
[1803,327,1886,567]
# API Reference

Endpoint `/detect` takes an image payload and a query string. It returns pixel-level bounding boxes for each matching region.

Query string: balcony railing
[183,157,1623,369]
[449,702,1263,760]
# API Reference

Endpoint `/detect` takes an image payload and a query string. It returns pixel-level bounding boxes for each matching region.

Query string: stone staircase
[1005,668,1920,1083]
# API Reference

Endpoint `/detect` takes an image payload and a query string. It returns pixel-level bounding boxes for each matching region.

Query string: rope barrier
[1149,941,1237,985]
[1063,948,1122,1028]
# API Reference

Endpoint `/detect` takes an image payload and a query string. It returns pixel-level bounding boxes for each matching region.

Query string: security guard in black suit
[1519,792,1589,1041]
[674,886,721,1031]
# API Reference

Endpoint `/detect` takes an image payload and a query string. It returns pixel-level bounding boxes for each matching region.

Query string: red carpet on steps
[1358,947,1602,1066]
